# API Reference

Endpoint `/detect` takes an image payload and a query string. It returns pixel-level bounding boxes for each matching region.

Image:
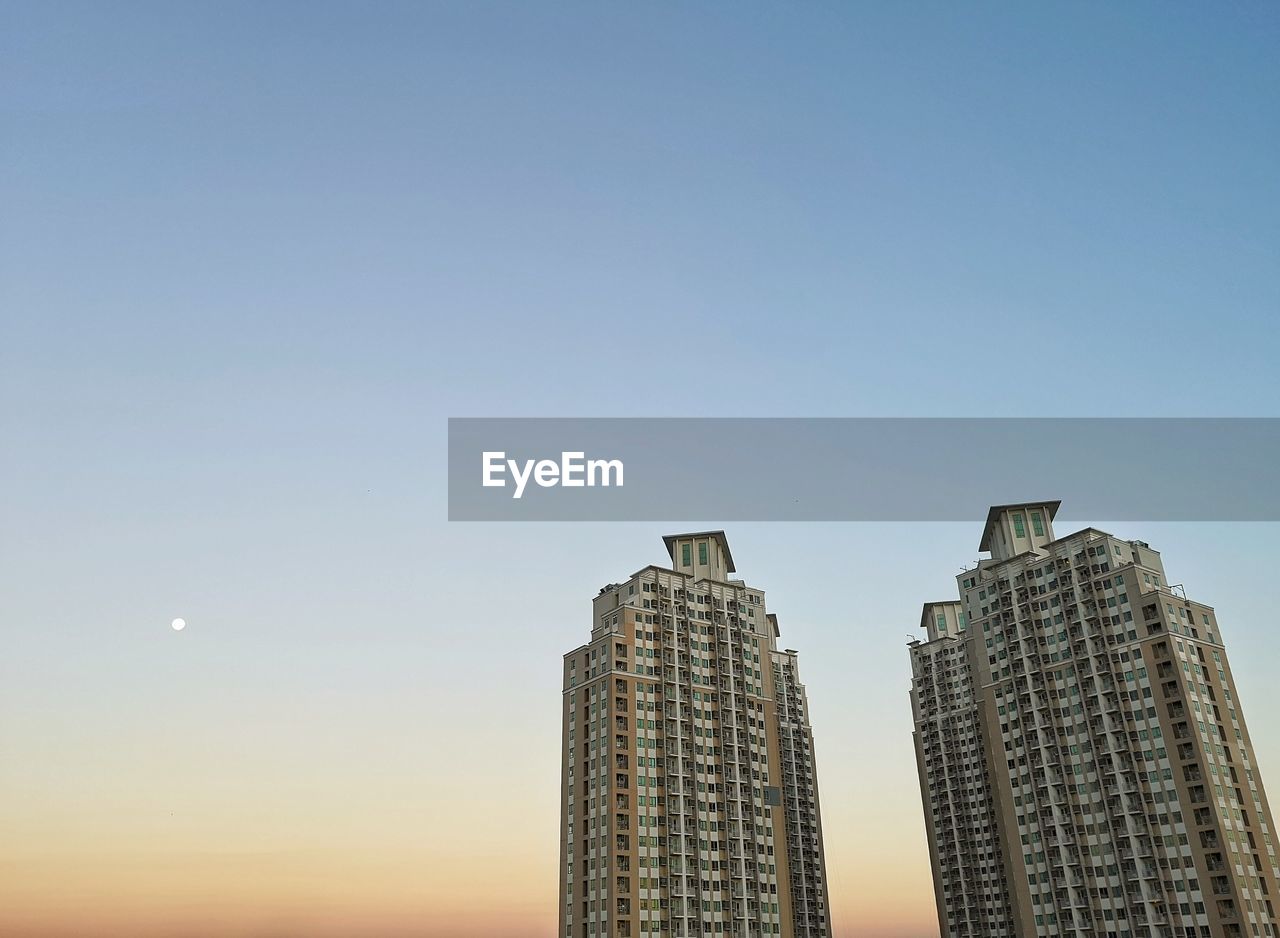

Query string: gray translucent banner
[447,418,1280,521]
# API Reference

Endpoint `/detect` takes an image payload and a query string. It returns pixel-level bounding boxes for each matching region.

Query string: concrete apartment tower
[560,531,832,938]
[910,501,1280,938]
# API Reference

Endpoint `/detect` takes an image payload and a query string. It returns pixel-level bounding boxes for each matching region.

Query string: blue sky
[5,2,1279,423]
[2,4,1279,935]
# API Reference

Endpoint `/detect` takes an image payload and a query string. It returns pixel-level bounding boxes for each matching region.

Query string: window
[1013,513,1026,538]
[681,543,691,566]
[698,541,708,565]
[1031,510,1044,537]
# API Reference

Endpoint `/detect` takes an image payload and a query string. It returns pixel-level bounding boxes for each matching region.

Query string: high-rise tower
[911,502,1280,938]
[560,531,832,938]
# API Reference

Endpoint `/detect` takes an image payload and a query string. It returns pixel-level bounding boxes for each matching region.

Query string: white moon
[171,618,187,631]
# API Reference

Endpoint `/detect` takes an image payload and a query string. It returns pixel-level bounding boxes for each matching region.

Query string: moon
[171,617,187,631]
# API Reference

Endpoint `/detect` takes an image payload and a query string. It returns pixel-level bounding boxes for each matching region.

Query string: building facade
[911,501,1280,938]
[910,600,1016,937]
[560,531,832,938]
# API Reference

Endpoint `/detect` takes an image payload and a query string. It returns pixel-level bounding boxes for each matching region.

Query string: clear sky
[2,3,1279,937]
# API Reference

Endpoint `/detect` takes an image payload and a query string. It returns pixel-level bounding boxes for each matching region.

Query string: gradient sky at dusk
[3,3,1280,936]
